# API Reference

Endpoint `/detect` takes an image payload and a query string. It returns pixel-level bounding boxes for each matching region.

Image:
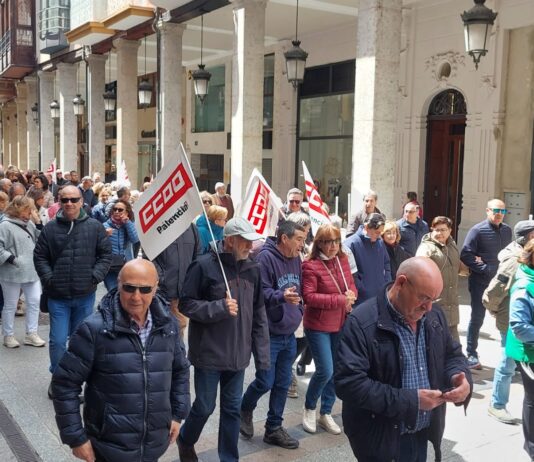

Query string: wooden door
[424,118,465,238]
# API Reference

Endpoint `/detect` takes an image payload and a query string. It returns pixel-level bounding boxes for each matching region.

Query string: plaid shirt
[387,301,431,434]
[131,311,153,348]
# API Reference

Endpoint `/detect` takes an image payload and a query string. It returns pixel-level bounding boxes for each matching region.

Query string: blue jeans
[399,429,428,462]
[491,330,517,408]
[304,329,341,415]
[103,271,119,292]
[241,334,296,430]
[48,292,96,373]
[180,368,245,462]
[466,279,487,357]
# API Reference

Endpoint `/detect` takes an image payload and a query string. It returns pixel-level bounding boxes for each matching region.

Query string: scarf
[111,216,124,228]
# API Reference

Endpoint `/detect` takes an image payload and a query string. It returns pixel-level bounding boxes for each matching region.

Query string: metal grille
[428,89,467,116]
[0,400,42,462]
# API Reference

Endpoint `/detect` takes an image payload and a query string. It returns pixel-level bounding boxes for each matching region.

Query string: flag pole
[179,144,232,298]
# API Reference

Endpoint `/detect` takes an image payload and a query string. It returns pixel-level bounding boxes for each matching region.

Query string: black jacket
[180,243,270,371]
[334,285,472,462]
[34,211,112,299]
[51,290,191,462]
[152,224,200,300]
[461,219,512,286]
[386,243,410,279]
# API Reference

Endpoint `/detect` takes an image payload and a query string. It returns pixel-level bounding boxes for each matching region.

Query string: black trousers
[295,336,313,365]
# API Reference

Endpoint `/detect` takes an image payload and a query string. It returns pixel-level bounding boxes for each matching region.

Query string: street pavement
[0,277,529,461]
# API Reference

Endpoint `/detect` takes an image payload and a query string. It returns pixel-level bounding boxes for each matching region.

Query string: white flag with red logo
[133,144,203,260]
[117,159,131,187]
[46,159,57,184]
[237,168,283,238]
[302,161,331,235]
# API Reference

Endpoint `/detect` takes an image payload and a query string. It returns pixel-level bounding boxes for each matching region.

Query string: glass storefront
[193,65,225,133]
[297,61,355,221]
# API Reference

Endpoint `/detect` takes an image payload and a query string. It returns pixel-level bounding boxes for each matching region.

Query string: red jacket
[302,255,357,333]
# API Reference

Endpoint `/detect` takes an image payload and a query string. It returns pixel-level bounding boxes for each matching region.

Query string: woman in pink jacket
[302,224,357,435]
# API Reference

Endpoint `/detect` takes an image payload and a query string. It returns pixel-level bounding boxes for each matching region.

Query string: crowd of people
[1,164,532,462]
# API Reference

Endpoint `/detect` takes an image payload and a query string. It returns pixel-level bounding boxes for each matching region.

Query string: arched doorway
[424,89,467,238]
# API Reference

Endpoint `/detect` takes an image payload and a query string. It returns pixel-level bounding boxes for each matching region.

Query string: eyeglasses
[60,197,81,204]
[289,200,301,205]
[321,238,341,246]
[490,208,507,215]
[405,278,438,305]
[203,200,213,205]
[406,210,417,214]
[433,227,450,233]
[112,207,126,213]
[121,284,154,294]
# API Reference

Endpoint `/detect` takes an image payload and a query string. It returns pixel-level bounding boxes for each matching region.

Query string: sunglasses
[60,197,81,204]
[321,238,341,246]
[203,200,213,205]
[112,207,126,213]
[289,200,301,205]
[121,284,154,294]
[491,208,507,215]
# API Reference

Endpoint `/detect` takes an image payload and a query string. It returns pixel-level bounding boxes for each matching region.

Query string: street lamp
[31,102,38,123]
[138,34,152,108]
[461,0,498,69]
[284,0,308,88]
[103,50,116,112]
[50,100,60,119]
[72,94,85,116]
[192,15,211,103]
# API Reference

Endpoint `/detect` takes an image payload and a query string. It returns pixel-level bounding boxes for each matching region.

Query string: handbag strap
[320,259,344,295]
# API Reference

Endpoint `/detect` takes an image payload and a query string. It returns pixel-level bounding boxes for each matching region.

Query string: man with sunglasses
[34,185,112,398]
[51,259,190,462]
[335,257,472,462]
[461,198,512,370]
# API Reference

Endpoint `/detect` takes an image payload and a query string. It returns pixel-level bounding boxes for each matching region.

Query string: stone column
[159,21,186,166]
[25,76,39,169]
[1,106,11,166]
[7,103,17,166]
[230,0,267,200]
[57,63,78,172]
[114,38,139,187]
[87,54,107,177]
[351,0,402,218]
[38,71,56,171]
[15,82,28,169]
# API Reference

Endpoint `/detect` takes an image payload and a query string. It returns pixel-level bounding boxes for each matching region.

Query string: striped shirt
[387,301,431,434]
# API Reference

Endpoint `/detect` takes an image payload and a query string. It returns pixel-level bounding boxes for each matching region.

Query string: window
[263,54,274,150]
[193,65,225,133]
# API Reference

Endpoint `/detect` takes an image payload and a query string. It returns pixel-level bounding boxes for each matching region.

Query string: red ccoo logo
[139,163,193,233]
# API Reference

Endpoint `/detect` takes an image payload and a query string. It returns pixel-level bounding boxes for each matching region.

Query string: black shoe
[296,363,306,376]
[240,409,254,439]
[48,382,54,400]
[177,436,198,462]
[263,426,299,449]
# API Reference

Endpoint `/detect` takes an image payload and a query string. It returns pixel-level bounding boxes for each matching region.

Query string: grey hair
[287,188,304,200]
[286,211,311,228]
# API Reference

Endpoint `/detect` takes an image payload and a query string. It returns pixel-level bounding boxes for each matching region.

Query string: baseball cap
[365,212,386,229]
[514,220,534,241]
[224,217,263,241]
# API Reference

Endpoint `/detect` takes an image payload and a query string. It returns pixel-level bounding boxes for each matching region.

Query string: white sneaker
[488,406,518,425]
[24,332,46,347]
[302,408,316,433]
[3,335,20,348]
[318,413,342,434]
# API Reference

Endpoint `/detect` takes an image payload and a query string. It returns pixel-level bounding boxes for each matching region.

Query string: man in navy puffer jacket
[51,260,190,462]
[240,221,307,449]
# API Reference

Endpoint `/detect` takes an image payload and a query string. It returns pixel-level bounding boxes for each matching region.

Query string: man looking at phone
[240,221,307,449]
[335,257,472,462]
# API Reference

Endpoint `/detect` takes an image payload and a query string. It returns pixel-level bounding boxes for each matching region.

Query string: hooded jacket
[416,233,460,327]
[335,285,472,462]
[180,242,270,371]
[34,210,112,299]
[255,237,303,335]
[345,228,391,304]
[51,290,191,462]
[196,214,224,255]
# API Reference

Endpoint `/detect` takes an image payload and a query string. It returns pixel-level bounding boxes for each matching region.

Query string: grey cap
[224,217,263,241]
[514,220,534,241]
[364,212,386,229]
